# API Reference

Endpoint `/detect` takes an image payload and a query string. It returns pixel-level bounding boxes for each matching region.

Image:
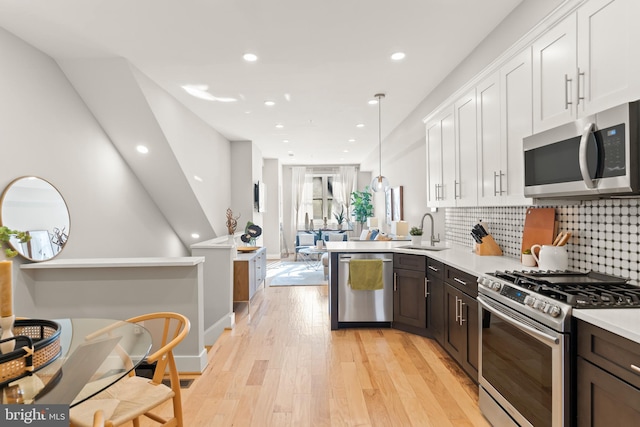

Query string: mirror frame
[0,176,70,262]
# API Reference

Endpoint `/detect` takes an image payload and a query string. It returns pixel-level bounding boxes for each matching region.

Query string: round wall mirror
[0,176,70,261]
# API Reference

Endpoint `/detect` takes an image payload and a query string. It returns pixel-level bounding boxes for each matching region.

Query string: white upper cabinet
[577,0,640,115]
[425,95,476,209]
[477,74,502,205]
[477,49,533,206]
[500,48,533,206]
[532,15,577,132]
[426,106,454,208]
[426,110,443,207]
[454,90,478,207]
[533,0,639,132]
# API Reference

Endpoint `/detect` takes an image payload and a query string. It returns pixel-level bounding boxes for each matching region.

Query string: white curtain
[291,166,307,244]
[334,166,357,220]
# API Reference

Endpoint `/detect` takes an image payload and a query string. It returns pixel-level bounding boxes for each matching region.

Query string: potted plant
[333,206,346,230]
[409,226,423,246]
[0,226,31,258]
[350,187,373,232]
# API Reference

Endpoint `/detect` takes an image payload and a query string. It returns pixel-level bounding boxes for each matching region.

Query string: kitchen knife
[473,224,489,239]
[476,223,489,237]
[471,230,483,243]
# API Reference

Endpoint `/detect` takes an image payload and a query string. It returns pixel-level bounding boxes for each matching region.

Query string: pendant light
[371,93,389,192]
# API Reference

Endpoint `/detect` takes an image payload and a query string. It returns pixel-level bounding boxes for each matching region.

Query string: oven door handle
[477,296,560,346]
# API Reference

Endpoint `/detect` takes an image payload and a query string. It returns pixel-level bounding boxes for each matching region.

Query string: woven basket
[0,319,61,387]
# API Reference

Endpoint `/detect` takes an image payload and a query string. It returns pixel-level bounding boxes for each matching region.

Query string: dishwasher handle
[340,259,392,263]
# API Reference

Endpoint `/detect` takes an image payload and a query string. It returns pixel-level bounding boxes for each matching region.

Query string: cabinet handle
[577,68,585,105]
[631,364,640,374]
[394,272,397,292]
[499,170,505,195]
[564,74,573,109]
[424,278,430,298]
[493,171,499,196]
[453,277,467,286]
[455,296,460,323]
[428,265,439,272]
[454,180,460,199]
[459,299,466,326]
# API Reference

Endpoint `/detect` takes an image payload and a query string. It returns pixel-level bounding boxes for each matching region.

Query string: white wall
[359,0,564,240]
[0,27,186,259]
[133,68,232,238]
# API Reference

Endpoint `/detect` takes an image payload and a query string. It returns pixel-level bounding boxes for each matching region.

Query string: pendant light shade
[371,93,389,192]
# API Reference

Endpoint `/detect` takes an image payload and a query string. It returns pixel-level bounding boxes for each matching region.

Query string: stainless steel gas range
[476,270,640,427]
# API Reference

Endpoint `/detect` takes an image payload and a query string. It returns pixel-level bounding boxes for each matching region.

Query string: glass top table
[297,246,328,270]
[1,318,152,407]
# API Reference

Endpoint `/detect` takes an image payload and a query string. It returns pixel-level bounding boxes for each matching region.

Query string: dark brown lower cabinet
[576,319,640,425]
[443,284,479,381]
[577,357,640,426]
[393,267,427,328]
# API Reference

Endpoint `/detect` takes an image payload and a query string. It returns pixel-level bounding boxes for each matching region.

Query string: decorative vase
[305,213,310,230]
[337,223,343,230]
[411,235,423,246]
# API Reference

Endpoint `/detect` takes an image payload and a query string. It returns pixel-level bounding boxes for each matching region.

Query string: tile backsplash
[446,199,640,283]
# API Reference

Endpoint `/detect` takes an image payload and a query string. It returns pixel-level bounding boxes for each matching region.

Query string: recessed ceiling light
[368,99,378,105]
[243,53,258,62]
[191,233,200,239]
[391,52,406,61]
[356,123,365,128]
[284,93,291,102]
[194,175,203,182]
[182,85,237,102]
[136,145,149,154]
[343,149,349,153]
[264,100,275,106]
[348,138,356,143]
[275,123,284,129]
[283,139,289,143]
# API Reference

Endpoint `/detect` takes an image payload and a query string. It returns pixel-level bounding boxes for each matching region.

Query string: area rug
[268,261,327,286]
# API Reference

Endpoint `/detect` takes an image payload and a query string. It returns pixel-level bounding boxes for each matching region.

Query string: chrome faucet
[420,213,440,246]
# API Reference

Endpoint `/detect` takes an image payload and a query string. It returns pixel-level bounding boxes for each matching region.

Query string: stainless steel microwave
[523,100,639,199]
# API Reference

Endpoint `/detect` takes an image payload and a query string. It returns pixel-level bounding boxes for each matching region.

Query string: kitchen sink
[397,245,449,252]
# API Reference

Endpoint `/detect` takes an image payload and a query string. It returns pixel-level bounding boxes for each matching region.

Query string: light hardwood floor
[143,282,490,426]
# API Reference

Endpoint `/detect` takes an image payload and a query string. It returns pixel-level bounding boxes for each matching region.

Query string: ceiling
[0,0,522,165]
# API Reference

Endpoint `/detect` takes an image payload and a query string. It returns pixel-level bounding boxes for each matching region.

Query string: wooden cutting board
[521,207,556,255]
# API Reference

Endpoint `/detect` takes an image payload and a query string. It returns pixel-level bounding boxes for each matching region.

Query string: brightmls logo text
[1,405,68,426]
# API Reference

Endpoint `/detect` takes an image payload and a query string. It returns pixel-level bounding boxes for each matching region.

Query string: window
[312,175,333,221]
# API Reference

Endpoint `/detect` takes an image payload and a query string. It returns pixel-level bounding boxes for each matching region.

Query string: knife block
[476,235,503,256]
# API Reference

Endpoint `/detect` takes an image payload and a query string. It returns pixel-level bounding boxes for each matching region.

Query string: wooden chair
[93,410,105,427]
[69,312,190,427]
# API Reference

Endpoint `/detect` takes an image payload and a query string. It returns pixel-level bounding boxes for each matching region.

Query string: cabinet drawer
[444,265,477,297]
[426,258,444,279]
[394,253,425,272]
[577,319,640,389]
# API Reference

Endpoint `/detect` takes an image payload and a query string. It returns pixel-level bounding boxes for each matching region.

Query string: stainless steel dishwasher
[337,253,393,324]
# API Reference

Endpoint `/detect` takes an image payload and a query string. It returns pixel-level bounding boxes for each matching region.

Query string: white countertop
[327,240,640,344]
[20,257,205,269]
[573,309,640,344]
[325,240,525,276]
